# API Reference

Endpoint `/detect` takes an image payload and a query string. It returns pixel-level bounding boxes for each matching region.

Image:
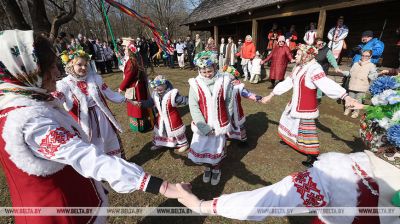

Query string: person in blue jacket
[352,30,384,65]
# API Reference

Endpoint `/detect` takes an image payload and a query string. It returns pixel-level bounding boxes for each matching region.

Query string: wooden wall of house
[215,22,252,43]
[256,1,399,67]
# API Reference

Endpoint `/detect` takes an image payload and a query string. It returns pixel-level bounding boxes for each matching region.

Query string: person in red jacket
[236,35,256,81]
[261,35,294,88]
[119,44,154,133]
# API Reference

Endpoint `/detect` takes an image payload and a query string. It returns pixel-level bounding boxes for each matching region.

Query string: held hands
[261,94,274,104]
[344,96,365,110]
[160,181,192,199]
[176,183,203,214]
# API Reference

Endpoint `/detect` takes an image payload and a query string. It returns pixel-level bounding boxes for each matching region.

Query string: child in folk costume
[188,51,234,185]
[262,44,357,167]
[142,75,189,152]
[247,51,262,84]
[177,78,400,224]
[57,48,137,157]
[223,65,263,142]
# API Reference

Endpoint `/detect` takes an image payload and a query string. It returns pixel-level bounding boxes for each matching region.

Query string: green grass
[0,67,363,224]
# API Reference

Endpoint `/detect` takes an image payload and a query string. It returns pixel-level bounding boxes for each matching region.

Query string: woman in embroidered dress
[176,76,400,224]
[262,44,357,167]
[188,51,234,185]
[119,43,154,133]
[57,47,135,157]
[0,30,186,224]
[141,75,189,152]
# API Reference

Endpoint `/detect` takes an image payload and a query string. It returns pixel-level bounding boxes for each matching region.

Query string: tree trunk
[0,0,30,30]
[27,0,51,33]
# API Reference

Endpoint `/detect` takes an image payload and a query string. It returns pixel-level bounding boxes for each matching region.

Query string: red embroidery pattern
[76,81,89,95]
[311,72,326,82]
[153,133,187,143]
[101,83,108,91]
[38,127,75,159]
[279,124,298,137]
[291,170,327,207]
[51,91,65,100]
[212,198,218,214]
[188,148,224,159]
[139,173,149,191]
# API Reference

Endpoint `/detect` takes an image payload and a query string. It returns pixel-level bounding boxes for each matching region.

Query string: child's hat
[150,75,167,88]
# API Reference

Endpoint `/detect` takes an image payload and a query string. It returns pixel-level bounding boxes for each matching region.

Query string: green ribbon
[101,0,122,66]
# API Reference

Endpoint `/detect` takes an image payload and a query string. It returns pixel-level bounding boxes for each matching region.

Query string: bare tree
[0,0,77,40]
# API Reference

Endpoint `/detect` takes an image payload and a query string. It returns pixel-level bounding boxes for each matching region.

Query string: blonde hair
[65,56,88,76]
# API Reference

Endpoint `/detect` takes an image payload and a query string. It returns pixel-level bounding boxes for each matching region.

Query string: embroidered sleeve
[23,116,159,193]
[312,72,347,100]
[97,75,126,103]
[56,81,74,111]
[214,169,328,221]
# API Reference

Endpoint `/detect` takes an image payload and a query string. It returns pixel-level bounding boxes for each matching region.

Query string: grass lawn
[0,66,364,224]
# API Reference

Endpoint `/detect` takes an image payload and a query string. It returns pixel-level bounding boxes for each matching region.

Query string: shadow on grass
[315,120,364,153]
[127,141,169,166]
[138,112,272,224]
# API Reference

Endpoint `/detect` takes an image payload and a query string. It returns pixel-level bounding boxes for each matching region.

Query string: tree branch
[50,0,77,40]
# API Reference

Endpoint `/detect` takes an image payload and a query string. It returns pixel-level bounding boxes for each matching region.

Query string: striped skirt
[297,119,319,154]
[278,109,320,155]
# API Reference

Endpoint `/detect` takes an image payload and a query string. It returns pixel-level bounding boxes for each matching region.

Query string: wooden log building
[183,0,400,67]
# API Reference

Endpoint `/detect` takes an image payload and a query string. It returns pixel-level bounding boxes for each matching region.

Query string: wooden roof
[184,0,291,25]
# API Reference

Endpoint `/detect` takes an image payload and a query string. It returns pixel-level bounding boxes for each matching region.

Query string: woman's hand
[261,94,274,104]
[159,181,192,199]
[343,96,361,109]
[345,98,365,110]
[176,183,203,213]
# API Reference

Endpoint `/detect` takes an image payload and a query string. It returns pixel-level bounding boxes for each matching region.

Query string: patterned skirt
[128,107,154,133]
[278,107,320,155]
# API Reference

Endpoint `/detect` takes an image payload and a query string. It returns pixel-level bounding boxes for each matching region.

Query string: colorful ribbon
[104,0,174,55]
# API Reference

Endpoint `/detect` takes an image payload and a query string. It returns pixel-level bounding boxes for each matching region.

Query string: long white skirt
[89,106,121,157]
[152,126,188,148]
[188,123,226,165]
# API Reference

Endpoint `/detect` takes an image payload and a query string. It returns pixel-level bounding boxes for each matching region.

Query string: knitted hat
[362,30,374,37]
[278,35,285,42]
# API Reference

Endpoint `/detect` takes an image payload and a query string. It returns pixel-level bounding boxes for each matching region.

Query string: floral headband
[297,44,318,56]
[150,76,167,88]
[193,51,218,68]
[223,65,240,78]
[60,46,91,65]
[360,75,400,168]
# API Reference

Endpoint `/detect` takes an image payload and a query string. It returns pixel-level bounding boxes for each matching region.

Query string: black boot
[302,155,317,168]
